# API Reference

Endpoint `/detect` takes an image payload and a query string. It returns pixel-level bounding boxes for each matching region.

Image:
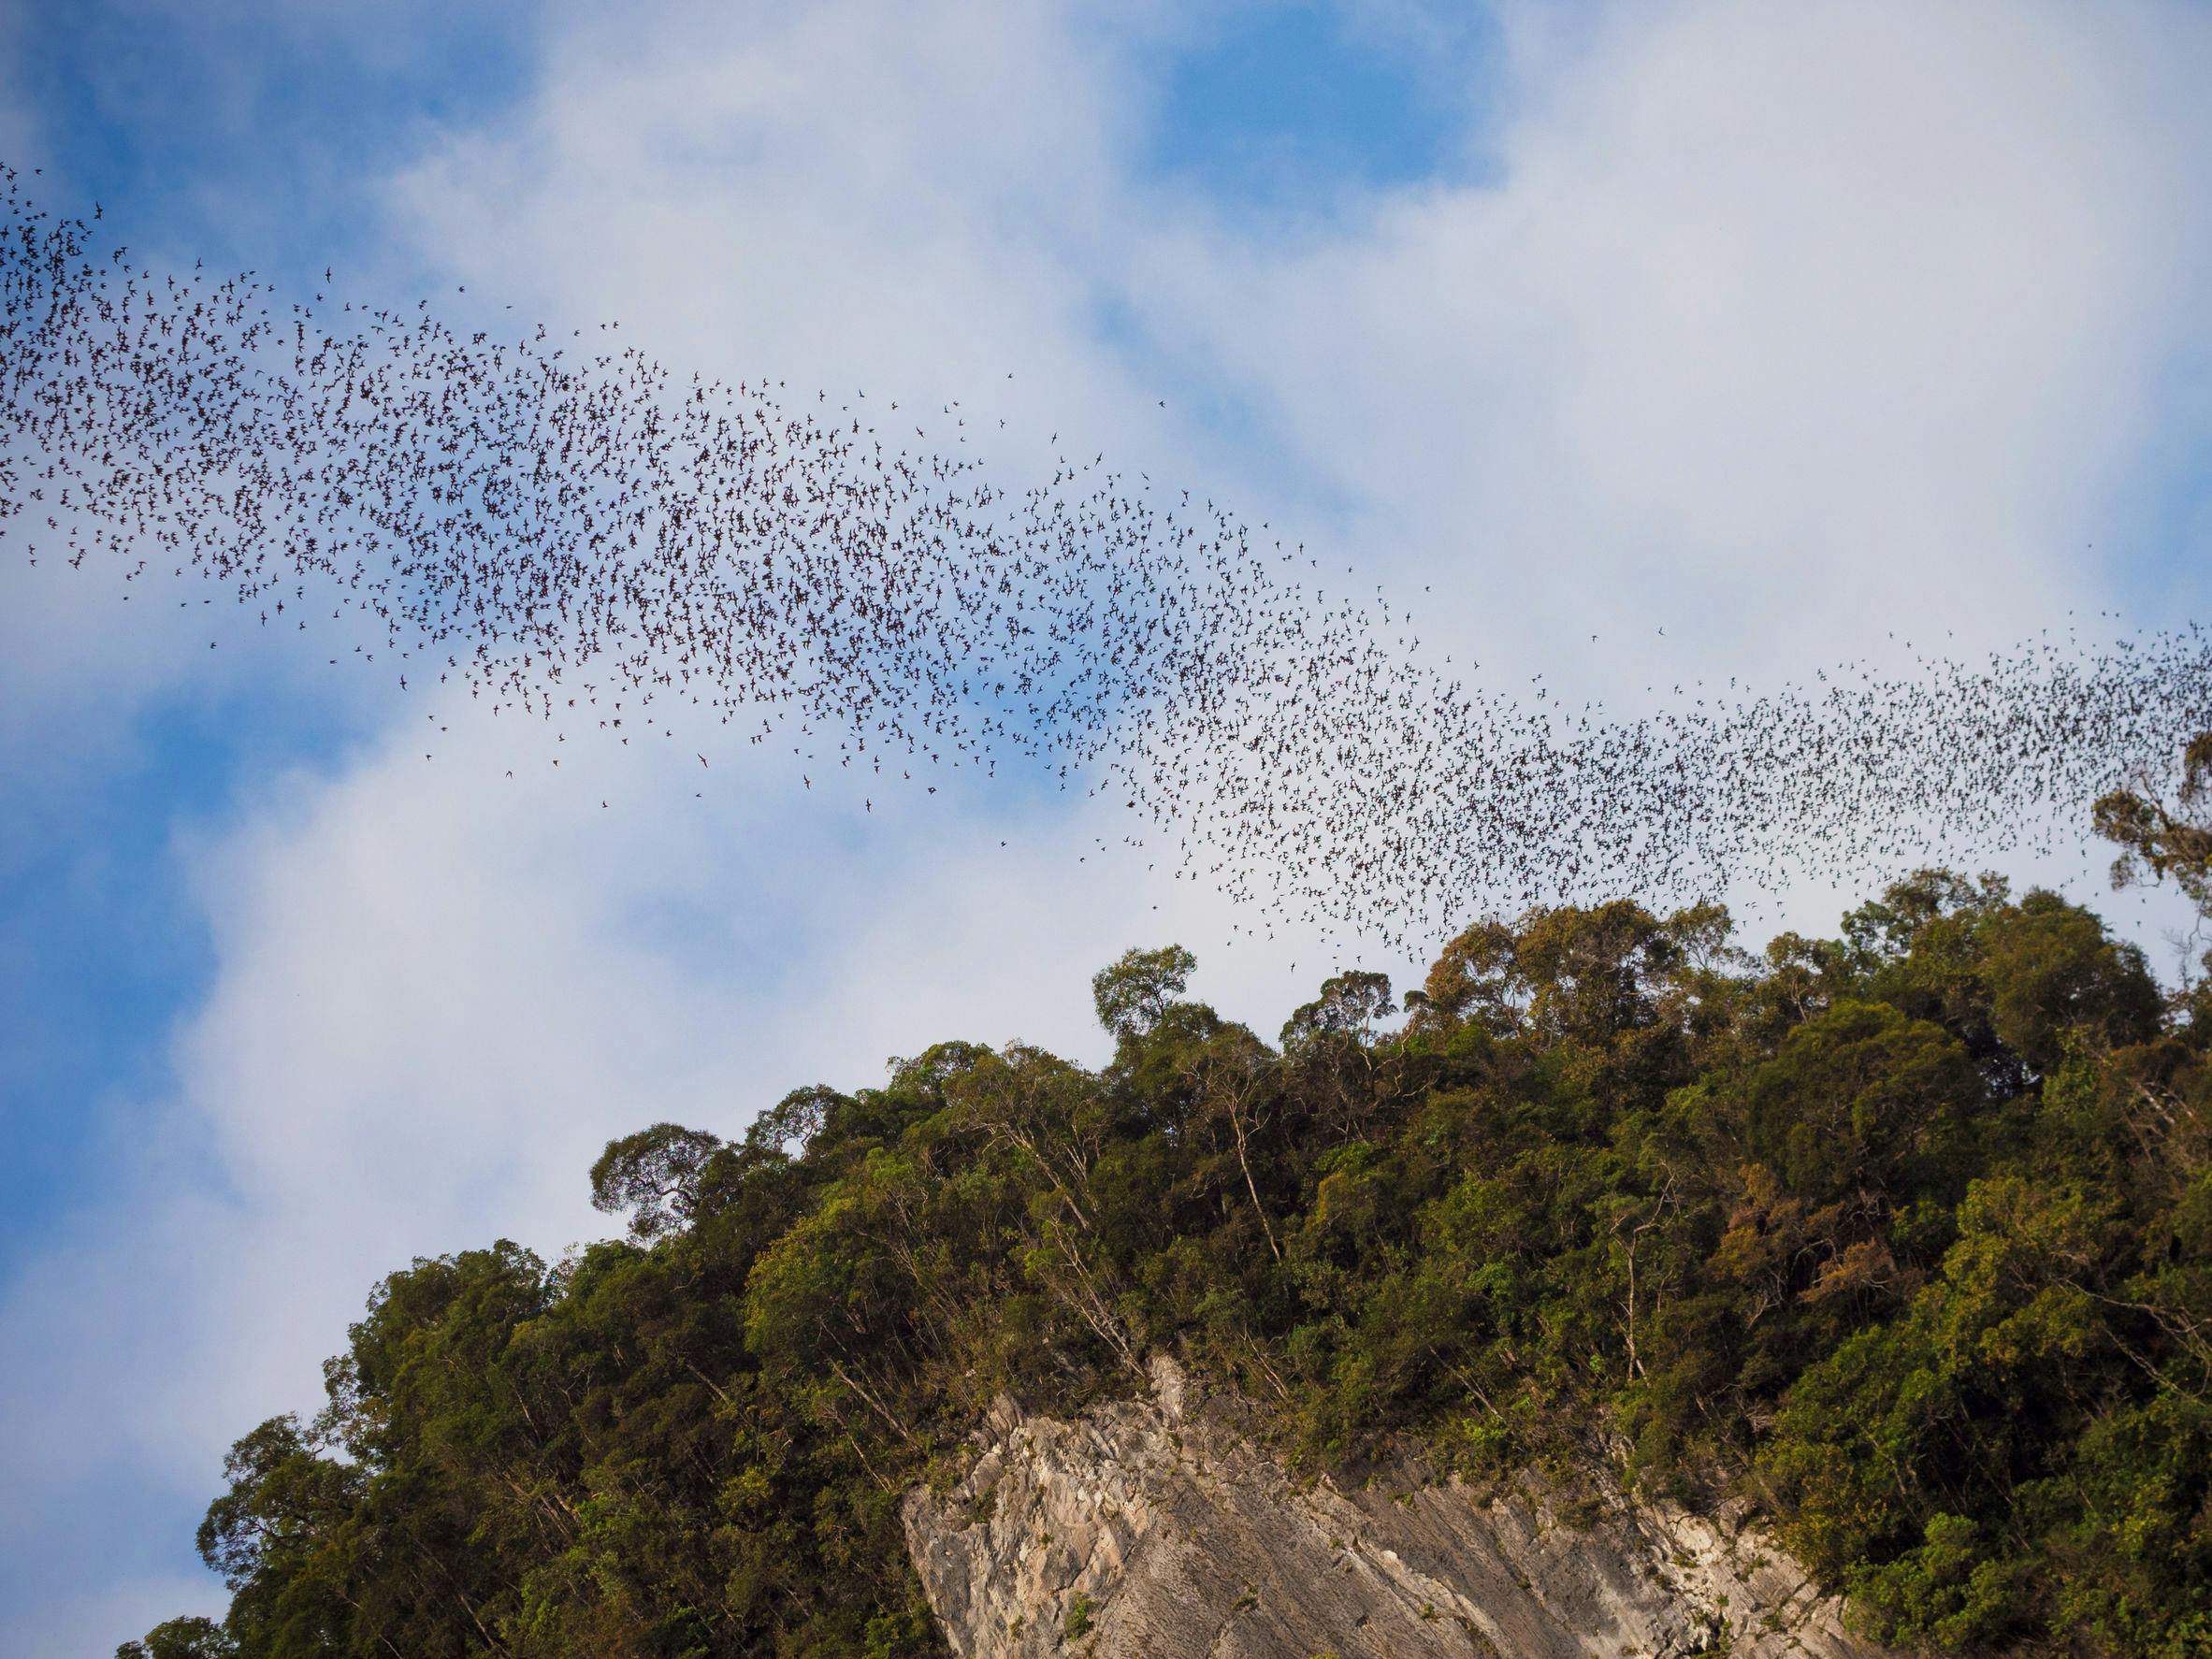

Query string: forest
[127,740,2212,1659]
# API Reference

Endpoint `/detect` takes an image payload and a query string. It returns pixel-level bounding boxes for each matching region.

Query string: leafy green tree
[591,1122,725,1240]
[117,1617,236,1659]
[1092,944,1195,1043]
[131,738,2212,1658]
[2096,732,2212,915]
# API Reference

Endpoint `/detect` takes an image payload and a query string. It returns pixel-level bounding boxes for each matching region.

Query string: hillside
[126,744,2212,1659]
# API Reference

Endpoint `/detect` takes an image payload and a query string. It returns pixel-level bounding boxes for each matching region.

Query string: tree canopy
[131,742,2212,1659]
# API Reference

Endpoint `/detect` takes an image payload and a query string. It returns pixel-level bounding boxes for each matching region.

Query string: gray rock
[904,1356,1885,1659]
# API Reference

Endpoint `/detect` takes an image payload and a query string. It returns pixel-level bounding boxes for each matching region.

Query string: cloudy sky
[5,1,2212,1651]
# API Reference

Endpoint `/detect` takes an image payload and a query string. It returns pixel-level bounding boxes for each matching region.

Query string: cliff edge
[904,1356,1885,1659]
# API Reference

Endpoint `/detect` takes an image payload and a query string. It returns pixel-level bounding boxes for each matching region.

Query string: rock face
[904,1357,1885,1659]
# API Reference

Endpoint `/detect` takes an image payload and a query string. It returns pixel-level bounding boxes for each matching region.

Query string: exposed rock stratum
[904,1357,1886,1659]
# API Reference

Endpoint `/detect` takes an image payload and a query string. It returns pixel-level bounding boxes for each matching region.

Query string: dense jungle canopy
[127,739,2212,1659]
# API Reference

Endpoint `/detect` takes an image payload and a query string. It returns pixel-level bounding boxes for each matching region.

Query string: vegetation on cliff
[129,741,2212,1658]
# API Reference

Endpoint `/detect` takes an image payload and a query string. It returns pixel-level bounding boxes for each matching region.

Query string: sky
[5,1,2212,1652]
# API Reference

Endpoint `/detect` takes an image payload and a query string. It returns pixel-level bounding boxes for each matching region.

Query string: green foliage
[590,1121,726,1240]
[137,748,2212,1656]
[2096,732,2212,919]
[1062,1594,1095,1638]
[117,1617,236,1659]
[1091,944,1196,1044]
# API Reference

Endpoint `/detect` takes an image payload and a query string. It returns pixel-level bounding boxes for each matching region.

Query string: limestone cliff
[904,1357,1885,1659]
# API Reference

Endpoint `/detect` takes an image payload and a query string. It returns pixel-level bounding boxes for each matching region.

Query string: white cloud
[1137,0,2212,688]
[8,1,2212,1650]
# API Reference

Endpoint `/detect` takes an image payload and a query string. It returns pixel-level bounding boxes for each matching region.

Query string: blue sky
[1,9,1500,1642]
[0,0,532,1267]
[0,0,1488,1267]
[6,2,2212,1652]
[1147,4,1503,206]
[6,0,528,276]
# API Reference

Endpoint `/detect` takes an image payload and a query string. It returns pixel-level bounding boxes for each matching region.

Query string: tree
[137,840,2212,1659]
[2096,731,2212,916]
[117,1617,235,1659]
[589,1121,724,1240]
[1279,970,1394,1051]
[1091,944,1195,1042]
[744,1083,843,1159]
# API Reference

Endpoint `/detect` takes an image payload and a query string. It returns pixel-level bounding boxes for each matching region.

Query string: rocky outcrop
[904,1357,1884,1659]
